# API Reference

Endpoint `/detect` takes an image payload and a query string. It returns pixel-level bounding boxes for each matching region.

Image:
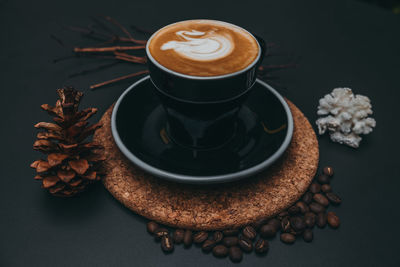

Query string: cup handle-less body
[149,34,266,149]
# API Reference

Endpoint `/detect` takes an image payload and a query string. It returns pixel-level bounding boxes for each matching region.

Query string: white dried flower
[316,88,376,148]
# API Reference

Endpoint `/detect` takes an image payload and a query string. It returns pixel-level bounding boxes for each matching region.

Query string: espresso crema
[147,20,260,77]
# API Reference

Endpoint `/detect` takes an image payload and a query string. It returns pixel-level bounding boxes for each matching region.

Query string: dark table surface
[1,0,400,266]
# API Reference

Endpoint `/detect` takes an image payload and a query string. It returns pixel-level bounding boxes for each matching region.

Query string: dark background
[1,0,399,266]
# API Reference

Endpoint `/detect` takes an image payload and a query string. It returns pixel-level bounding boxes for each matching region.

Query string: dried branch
[90,70,149,90]
[74,45,146,53]
[103,16,147,45]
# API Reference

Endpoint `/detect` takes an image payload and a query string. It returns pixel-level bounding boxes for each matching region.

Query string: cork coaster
[94,100,319,230]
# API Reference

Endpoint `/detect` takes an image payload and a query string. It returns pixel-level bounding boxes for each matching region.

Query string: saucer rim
[111,76,293,184]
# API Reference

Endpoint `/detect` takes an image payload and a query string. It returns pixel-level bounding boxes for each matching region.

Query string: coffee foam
[148,20,259,77]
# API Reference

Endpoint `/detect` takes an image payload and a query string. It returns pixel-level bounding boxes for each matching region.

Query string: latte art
[160,30,234,61]
[148,20,260,76]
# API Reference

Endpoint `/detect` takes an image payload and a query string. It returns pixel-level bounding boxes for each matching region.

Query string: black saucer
[111,76,293,184]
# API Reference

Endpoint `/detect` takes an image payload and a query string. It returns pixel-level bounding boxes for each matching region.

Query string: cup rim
[146,19,262,80]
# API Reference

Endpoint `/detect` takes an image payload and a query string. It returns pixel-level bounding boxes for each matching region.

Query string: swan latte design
[160,30,234,61]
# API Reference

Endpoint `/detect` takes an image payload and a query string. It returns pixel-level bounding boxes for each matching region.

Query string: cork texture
[94,100,319,230]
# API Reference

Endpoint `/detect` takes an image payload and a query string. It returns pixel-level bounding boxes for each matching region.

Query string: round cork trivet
[94,100,319,230]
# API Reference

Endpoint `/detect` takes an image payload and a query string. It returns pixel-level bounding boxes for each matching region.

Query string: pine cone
[30,87,105,197]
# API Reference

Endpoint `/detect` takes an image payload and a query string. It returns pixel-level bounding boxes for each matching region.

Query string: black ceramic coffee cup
[146,20,266,149]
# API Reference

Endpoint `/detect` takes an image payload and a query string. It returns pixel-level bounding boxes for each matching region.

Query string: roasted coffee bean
[202,239,216,252]
[146,221,159,234]
[252,217,269,230]
[290,217,306,232]
[317,174,330,184]
[280,233,296,244]
[288,205,300,215]
[323,166,334,176]
[161,235,174,252]
[281,217,291,232]
[212,245,228,257]
[223,229,239,236]
[304,212,316,228]
[326,192,342,205]
[254,238,269,254]
[213,231,223,243]
[321,184,332,193]
[183,230,193,247]
[313,193,330,206]
[327,212,340,228]
[193,231,208,244]
[309,183,321,194]
[316,213,327,228]
[303,229,313,242]
[223,236,239,247]
[302,192,313,204]
[154,228,169,240]
[242,225,257,240]
[173,229,185,244]
[295,201,310,214]
[260,224,277,238]
[309,202,326,213]
[278,211,289,220]
[238,237,253,252]
[229,246,243,263]
[268,218,281,230]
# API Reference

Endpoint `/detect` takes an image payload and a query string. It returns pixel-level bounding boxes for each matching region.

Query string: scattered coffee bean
[326,192,342,205]
[213,245,228,257]
[173,229,185,244]
[304,212,316,228]
[327,212,340,228]
[223,229,239,236]
[313,193,330,206]
[146,221,159,234]
[309,202,326,213]
[288,205,300,215]
[316,213,327,228]
[309,183,321,194]
[238,237,253,252]
[202,239,216,252]
[183,230,193,247]
[223,236,239,247]
[254,238,269,254]
[213,231,223,243]
[278,211,289,220]
[154,228,169,240]
[317,174,330,184]
[229,246,243,263]
[302,192,313,204]
[161,235,174,252]
[280,233,296,244]
[242,225,257,240]
[303,229,313,242]
[281,217,291,232]
[260,224,277,238]
[295,201,310,214]
[252,217,269,230]
[321,184,332,193]
[290,217,306,232]
[268,218,281,231]
[193,231,208,244]
[323,166,334,177]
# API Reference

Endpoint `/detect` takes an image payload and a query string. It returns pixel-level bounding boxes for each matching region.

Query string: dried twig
[74,45,146,53]
[90,70,149,90]
[103,16,147,45]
